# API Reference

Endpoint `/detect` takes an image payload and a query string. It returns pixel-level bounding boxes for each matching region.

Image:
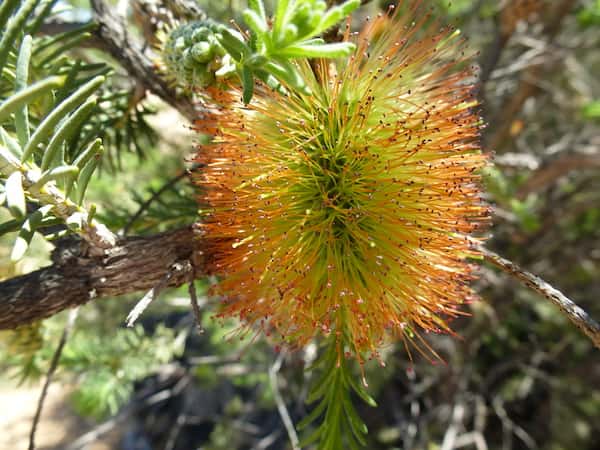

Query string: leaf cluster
[161,0,360,102]
[228,0,360,102]
[0,0,157,258]
[299,338,376,450]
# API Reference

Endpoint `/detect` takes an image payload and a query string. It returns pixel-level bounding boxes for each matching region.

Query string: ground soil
[0,381,120,450]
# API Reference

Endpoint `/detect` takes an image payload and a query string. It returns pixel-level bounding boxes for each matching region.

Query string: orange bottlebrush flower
[195,3,489,362]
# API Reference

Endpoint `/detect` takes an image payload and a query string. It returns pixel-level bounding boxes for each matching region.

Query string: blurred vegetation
[1,0,599,450]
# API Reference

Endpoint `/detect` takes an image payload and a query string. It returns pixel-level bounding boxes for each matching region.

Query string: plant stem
[479,244,600,349]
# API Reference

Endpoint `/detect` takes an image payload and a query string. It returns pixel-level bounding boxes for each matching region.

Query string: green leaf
[41,97,97,170]
[6,171,27,219]
[315,0,361,35]
[301,338,373,450]
[299,426,323,448]
[263,60,307,93]
[342,395,368,442]
[0,126,23,158]
[0,218,25,235]
[273,0,291,39]
[0,0,22,32]
[279,42,356,58]
[248,0,267,21]
[0,0,41,76]
[37,32,92,68]
[243,9,269,36]
[296,37,325,46]
[305,365,338,403]
[11,205,53,261]
[21,75,105,162]
[241,66,254,104]
[33,21,97,55]
[26,0,60,35]
[254,70,285,93]
[582,101,600,121]
[337,0,361,18]
[297,394,329,430]
[73,138,102,169]
[510,197,540,233]
[0,76,65,124]
[345,370,377,407]
[578,0,600,27]
[31,165,79,190]
[15,35,33,147]
[75,147,103,205]
[11,231,32,261]
[282,23,299,45]
[245,53,269,69]
[217,27,251,62]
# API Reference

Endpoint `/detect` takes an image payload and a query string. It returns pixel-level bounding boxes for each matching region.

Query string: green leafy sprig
[223,0,360,102]
[161,0,360,102]
[0,0,161,258]
[299,336,376,450]
[0,21,113,257]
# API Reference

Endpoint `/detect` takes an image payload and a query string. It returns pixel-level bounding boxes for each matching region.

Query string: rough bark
[0,227,200,329]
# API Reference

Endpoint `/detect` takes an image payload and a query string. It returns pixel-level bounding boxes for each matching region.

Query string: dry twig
[479,245,600,349]
[188,279,204,334]
[29,308,79,450]
[90,0,198,122]
[125,260,192,327]
[269,352,300,450]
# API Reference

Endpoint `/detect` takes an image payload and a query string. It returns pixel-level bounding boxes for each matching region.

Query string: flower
[195,3,489,362]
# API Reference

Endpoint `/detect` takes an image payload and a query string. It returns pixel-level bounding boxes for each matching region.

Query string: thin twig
[165,412,187,450]
[479,245,600,349]
[29,308,79,450]
[255,430,283,449]
[90,0,198,121]
[125,278,169,327]
[188,280,204,334]
[269,352,300,450]
[122,170,188,235]
[184,261,205,334]
[125,260,191,326]
[454,431,489,450]
[441,402,466,450]
[492,396,537,449]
